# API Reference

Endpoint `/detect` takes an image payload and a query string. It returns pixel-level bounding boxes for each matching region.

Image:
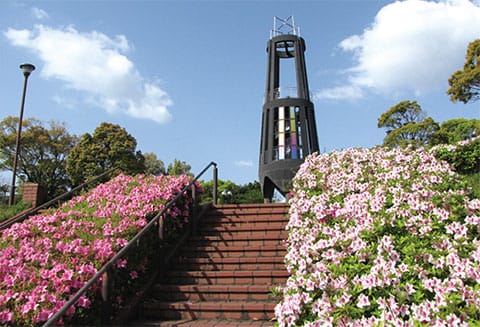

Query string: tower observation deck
[259,16,319,201]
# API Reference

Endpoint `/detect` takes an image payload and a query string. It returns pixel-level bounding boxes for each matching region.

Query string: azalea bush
[0,173,200,326]
[433,137,480,175]
[276,145,480,326]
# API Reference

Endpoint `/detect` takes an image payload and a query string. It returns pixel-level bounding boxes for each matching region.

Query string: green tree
[0,116,78,199]
[431,118,480,145]
[66,122,145,186]
[200,179,263,204]
[235,181,264,204]
[447,39,480,104]
[378,101,439,148]
[377,100,424,133]
[144,152,165,175]
[167,159,191,176]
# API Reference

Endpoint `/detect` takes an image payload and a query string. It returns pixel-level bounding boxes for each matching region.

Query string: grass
[0,201,31,223]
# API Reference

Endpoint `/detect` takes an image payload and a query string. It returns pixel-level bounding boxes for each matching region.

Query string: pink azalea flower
[356,294,370,308]
[0,173,199,325]
[277,144,480,326]
[129,270,138,279]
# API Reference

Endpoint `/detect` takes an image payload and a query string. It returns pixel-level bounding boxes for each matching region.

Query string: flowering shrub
[276,146,480,326]
[0,173,199,326]
[433,136,480,175]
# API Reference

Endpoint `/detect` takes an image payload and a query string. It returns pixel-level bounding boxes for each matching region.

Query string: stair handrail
[42,161,218,327]
[0,166,121,230]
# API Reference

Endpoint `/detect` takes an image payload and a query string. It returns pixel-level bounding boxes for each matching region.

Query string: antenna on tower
[270,16,300,39]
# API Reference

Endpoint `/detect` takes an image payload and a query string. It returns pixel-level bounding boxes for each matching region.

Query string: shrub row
[277,142,480,326]
[0,173,200,326]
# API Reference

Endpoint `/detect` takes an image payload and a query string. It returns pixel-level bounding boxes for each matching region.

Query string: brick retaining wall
[22,183,46,208]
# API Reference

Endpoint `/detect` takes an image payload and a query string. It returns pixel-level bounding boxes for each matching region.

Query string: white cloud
[234,160,254,167]
[4,25,172,124]
[314,85,364,101]
[51,94,76,110]
[316,0,480,100]
[31,7,49,20]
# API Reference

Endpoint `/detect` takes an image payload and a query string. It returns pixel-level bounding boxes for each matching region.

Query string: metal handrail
[0,166,120,230]
[42,161,218,327]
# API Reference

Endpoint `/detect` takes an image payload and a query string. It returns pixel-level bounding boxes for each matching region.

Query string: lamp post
[9,63,35,206]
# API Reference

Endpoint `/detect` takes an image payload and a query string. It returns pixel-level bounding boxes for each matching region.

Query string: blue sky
[1,0,480,185]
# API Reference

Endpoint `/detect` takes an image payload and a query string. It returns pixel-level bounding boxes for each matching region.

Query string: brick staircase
[129,203,289,326]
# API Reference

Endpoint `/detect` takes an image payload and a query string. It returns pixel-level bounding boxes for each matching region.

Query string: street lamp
[9,63,35,206]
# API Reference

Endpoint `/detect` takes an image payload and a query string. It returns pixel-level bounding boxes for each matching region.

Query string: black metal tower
[259,17,319,201]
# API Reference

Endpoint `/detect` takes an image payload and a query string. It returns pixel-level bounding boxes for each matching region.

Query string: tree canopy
[66,122,145,186]
[377,100,424,133]
[200,179,264,204]
[167,159,191,176]
[383,117,439,148]
[447,39,480,104]
[378,102,480,174]
[144,152,166,176]
[0,116,78,199]
[431,118,480,145]
[378,102,480,149]
[378,101,438,148]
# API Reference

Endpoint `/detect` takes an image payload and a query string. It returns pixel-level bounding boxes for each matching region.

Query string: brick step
[178,244,286,258]
[164,270,289,285]
[206,212,288,220]
[190,232,287,243]
[176,252,286,260]
[128,203,290,326]
[199,220,288,230]
[128,319,276,326]
[187,235,284,247]
[140,300,276,321]
[150,284,277,302]
[181,239,284,249]
[193,230,286,240]
[211,202,288,211]
[201,212,289,223]
[202,211,288,224]
[196,221,286,233]
[171,256,285,271]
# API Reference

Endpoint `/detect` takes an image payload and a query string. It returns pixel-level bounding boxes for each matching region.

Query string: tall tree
[234,181,264,204]
[66,122,145,186]
[0,116,78,199]
[144,152,165,175]
[200,179,263,204]
[377,100,424,133]
[378,101,439,148]
[383,117,439,148]
[167,159,191,176]
[447,39,480,104]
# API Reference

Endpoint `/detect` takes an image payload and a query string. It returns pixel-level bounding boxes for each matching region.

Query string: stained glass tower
[259,17,319,201]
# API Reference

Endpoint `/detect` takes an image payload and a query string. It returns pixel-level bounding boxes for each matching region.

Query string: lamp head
[19,63,35,76]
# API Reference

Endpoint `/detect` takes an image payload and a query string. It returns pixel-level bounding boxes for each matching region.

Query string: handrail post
[158,216,164,241]
[213,164,218,205]
[191,184,198,234]
[101,268,113,325]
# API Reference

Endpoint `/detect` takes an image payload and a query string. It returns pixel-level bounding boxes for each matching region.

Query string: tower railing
[270,16,300,39]
[266,87,314,100]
